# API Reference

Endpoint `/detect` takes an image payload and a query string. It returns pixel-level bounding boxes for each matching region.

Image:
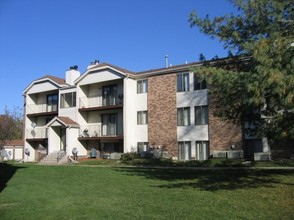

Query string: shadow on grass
[0,162,25,193]
[116,168,293,191]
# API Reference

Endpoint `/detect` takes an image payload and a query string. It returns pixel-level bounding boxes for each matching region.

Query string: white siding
[123,78,137,152]
[27,81,59,94]
[78,70,124,86]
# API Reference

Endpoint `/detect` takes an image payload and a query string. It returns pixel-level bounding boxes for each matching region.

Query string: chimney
[165,55,169,68]
[66,65,80,85]
[87,59,100,69]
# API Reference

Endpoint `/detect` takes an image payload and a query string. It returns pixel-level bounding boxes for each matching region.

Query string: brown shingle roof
[88,63,135,75]
[56,116,79,127]
[38,75,66,85]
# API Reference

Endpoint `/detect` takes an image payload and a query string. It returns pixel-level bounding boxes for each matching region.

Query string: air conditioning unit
[213,151,227,158]
[227,150,244,159]
[254,152,270,161]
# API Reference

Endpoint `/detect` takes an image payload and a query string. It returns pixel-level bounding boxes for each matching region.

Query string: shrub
[120,152,140,163]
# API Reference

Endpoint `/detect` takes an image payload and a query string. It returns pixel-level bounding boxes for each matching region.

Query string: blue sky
[0,0,237,114]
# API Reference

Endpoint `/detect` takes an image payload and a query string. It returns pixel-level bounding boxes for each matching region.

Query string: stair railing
[57,151,66,163]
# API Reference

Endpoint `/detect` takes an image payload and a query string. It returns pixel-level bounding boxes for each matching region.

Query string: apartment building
[23,57,259,162]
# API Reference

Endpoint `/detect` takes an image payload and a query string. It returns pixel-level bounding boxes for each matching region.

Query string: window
[177,73,189,92]
[47,94,58,112]
[60,92,76,108]
[178,141,191,161]
[137,79,148,93]
[137,111,148,124]
[196,141,209,160]
[194,74,207,90]
[177,107,190,126]
[137,142,149,153]
[195,106,208,125]
[103,85,118,106]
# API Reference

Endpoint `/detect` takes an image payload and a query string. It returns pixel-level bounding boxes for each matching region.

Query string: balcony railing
[27,103,58,114]
[26,127,48,139]
[79,95,123,109]
[79,123,123,138]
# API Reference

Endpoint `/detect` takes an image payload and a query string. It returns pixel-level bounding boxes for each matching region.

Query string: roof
[37,75,66,85]
[23,74,67,94]
[87,62,134,75]
[135,56,251,78]
[4,140,24,146]
[46,116,79,128]
[75,62,135,84]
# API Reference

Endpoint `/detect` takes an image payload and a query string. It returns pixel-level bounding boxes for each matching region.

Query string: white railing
[27,103,57,114]
[79,95,123,108]
[79,123,123,137]
[26,127,48,139]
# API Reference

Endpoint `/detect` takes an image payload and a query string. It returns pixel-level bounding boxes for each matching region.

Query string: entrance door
[60,128,66,151]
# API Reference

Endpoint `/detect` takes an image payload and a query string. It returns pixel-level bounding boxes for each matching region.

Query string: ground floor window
[178,141,191,161]
[137,142,149,153]
[195,141,209,160]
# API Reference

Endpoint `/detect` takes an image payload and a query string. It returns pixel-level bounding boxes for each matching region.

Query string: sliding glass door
[102,114,118,136]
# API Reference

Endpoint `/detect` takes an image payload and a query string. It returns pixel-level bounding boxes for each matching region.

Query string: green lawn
[0,162,293,220]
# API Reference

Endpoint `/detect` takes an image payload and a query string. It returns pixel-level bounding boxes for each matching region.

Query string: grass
[0,162,293,219]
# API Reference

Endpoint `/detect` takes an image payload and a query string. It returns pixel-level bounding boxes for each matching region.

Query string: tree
[0,107,23,149]
[189,0,294,147]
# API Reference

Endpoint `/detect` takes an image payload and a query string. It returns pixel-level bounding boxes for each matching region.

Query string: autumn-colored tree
[0,108,23,148]
[189,0,294,146]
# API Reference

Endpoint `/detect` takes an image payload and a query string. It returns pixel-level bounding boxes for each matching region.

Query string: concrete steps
[39,151,67,165]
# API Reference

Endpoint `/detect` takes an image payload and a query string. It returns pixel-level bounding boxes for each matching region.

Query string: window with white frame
[137,142,149,153]
[137,79,148,93]
[178,141,191,161]
[195,105,208,125]
[195,141,209,160]
[194,74,207,90]
[60,92,76,108]
[177,73,189,92]
[137,111,148,124]
[177,107,190,126]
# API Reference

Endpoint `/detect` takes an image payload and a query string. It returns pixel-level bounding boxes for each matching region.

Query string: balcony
[79,95,123,112]
[78,124,123,141]
[27,103,58,116]
[26,127,48,140]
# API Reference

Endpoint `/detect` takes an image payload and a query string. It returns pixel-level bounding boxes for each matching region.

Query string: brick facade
[208,97,243,152]
[148,74,178,156]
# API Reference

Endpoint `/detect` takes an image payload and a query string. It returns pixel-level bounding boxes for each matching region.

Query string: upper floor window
[103,85,118,106]
[177,107,190,126]
[60,92,76,108]
[195,105,208,125]
[137,79,148,93]
[47,94,58,112]
[177,73,189,92]
[137,111,148,125]
[194,74,207,90]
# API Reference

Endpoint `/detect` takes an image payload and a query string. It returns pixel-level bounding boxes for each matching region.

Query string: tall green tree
[189,0,294,145]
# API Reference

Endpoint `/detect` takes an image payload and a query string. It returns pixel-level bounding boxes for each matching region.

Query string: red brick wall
[147,74,178,157]
[208,97,243,151]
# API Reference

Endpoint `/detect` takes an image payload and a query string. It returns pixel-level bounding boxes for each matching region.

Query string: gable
[77,67,127,86]
[26,80,60,94]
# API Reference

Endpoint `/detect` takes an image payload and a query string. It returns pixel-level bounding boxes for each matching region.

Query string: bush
[120,152,140,163]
